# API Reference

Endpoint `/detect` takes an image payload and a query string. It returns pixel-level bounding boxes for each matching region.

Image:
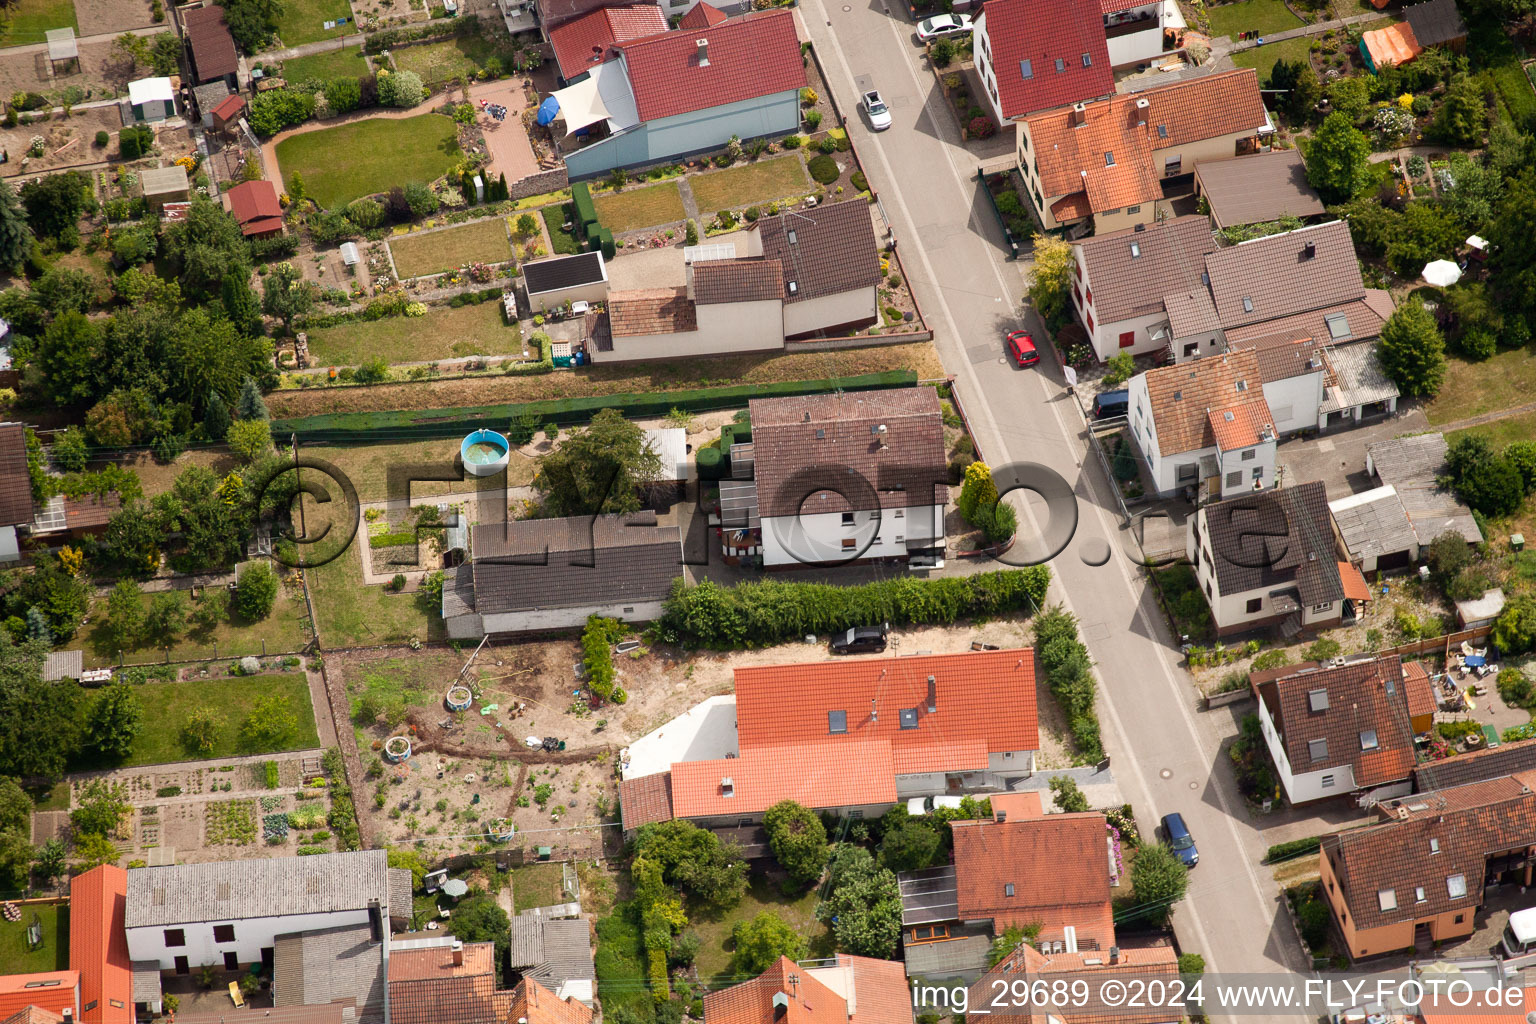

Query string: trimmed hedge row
[272,370,917,442]
[653,568,1051,649]
[1266,836,1321,863]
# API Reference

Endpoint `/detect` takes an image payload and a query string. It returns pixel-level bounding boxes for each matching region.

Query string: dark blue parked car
[1161,812,1198,868]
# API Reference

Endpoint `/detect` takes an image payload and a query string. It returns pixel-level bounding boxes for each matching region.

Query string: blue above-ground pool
[460,428,510,477]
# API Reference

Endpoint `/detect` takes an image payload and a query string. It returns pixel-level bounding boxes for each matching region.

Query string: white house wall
[0,525,19,563]
[526,280,609,313]
[126,910,370,971]
[1259,372,1325,434]
[1106,25,1164,66]
[475,600,668,635]
[760,505,944,568]
[973,11,1009,126]
[782,287,878,339]
[1255,696,1354,803]
[1216,443,1275,496]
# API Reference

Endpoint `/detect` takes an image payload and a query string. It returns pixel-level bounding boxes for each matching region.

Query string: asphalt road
[795,0,1315,1006]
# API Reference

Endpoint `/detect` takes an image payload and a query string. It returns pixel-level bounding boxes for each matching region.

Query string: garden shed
[522,251,609,311]
[140,165,190,209]
[45,28,77,74]
[340,241,360,266]
[127,77,175,122]
[1456,588,1505,630]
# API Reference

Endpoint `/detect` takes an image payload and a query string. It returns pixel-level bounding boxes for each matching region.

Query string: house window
[1321,775,1336,788]
[910,925,952,942]
[109,1002,125,1010]
[841,538,856,550]
[1157,125,1168,139]
[1183,341,1199,357]
[841,512,855,525]
[1325,312,1352,340]
[1226,470,1242,488]
[899,708,919,730]
[164,929,186,947]
[849,809,864,819]
[1415,887,1427,902]
[1205,579,1212,598]
[1252,467,1264,481]
[1054,58,1065,72]
[1241,449,1256,461]
[1004,883,1016,896]
[1455,914,1465,924]
[1019,59,1033,79]
[1176,463,1198,483]
[1377,889,1397,912]
[1447,873,1468,899]
[1129,242,1141,258]
[828,710,848,734]
[1085,312,1094,332]
[83,1003,98,1014]
[1073,283,1082,306]
[894,509,904,518]
[1081,52,1092,66]
[1430,838,1439,853]
[1104,151,1115,167]
[223,952,239,971]
[1308,688,1329,712]
[1164,155,1181,175]
[1246,598,1262,613]
[1312,602,1332,613]
[1126,204,1141,214]
[1241,297,1254,313]
[1308,737,1328,762]
[1119,331,1135,348]
[1360,730,1379,751]
[213,924,236,943]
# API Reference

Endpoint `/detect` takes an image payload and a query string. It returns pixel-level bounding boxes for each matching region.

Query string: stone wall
[508,165,568,200]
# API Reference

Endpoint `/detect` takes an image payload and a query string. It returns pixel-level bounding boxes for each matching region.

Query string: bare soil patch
[74,0,158,35]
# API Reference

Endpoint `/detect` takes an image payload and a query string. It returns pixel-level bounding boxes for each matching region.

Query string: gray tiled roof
[124,850,393,928]
[1194,150,1324,230]
[387,869,412,919]
[1201,480,1343,606]
[756,199,881,305]
[1320,341,1402,414]
[1330,488,1416,562]
[1403,0,1466,46]
[1368,433,1450,484]
[273,924,385,1024]
[903,934,991,982]
[470,513,681,616]
[131,962,162,1004]
[1074,216,1215,326]
[42,650,83,681]
[1204,220,1365,330]
[511,918,595,990]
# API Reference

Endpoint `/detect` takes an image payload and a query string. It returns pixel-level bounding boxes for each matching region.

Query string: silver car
[917,12,972,39]
[862,90,892,131]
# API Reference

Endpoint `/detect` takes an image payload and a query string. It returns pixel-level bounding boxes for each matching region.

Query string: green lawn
[1426,347,1536,426]
[390,35,513,88]
[1205,0,1303,39]
[1231,36,1315,81]
[309,550,445,646]
[307,299,520,364]
[542,205,581,255]
[273,0,354,48]
[0,0,77,47]
[1449,407,1536,449]
[389,218,513,279]
[299,437,538,503]
[687,156,810,213]
[99,674,318,768]
[593,183,687,233]
[1470,18,1536,125]
[282,46,370,84]
[691,871,833,987]
[0,904,67,970]
[275,114,459,209]
[510,863,566,912]
[80,587,311,668]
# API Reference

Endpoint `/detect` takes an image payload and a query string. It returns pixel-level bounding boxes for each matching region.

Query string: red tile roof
[1403,661,1436,720]
[507,978,592,1024]
[607,287,698,337]
[733,648,1039,762]
[182,4,239,82]
[223,180,284,237]
[1419,986,1536,1024]
[618,771,674,832]
[691,258,784,304]
[951,813,1116,945]
[977,0,1113,120]
[679,1,728,29]
[209,93,246,123]
[669,741,898,818]
[1206,398,1272,452]
[1254,656,1416,789]
[615,10,806,121]
[2,1008,64,1024]
[387,942,498,981]
[549,4,667,81]
[989,791,1044,821]
[70,866,131,1024]
[1339,561,1371,603]
[1142,350,1268,456]
[968,944,1180,1024]
[0,974,78,1022]
[1025,69,1267,207]
[702,955,913,1024]
[0,423,34,528]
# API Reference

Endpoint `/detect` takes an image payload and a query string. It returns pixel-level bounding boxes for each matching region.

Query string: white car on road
[862,89,892,130]
[907,795,965,815]
[916,12,972,39]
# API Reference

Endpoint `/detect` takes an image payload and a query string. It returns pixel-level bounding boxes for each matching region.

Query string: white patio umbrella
[441,878,469,898]
[1422,259,1462,287]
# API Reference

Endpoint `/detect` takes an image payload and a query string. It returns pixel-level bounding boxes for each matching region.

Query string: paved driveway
[1276,405,1431,498]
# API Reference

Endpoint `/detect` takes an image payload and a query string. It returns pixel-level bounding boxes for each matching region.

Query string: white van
[1501,906,1536,957]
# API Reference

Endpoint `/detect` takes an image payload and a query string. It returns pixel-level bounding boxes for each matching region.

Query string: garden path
[1225,10,1381,49]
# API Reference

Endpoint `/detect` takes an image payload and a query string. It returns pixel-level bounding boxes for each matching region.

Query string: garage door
[1377,550,1413,572]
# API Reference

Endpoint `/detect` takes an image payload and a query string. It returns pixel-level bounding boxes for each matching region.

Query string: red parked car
[1006,330,1039,367]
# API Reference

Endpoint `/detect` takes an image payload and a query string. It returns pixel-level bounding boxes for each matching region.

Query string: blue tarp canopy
[536,96,560,125]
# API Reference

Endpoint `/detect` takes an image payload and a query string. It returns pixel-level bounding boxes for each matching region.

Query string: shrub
[804,109,823,129]
[1266,836,1321,862]
[1498,668,1532,708]
[249,90,316,137]
[930,37,955,66]
[781,134,803,149]
[1301,637,1340,662]
[94,130,109,147]
[807,155,839,184]
[968,115,996,139]
[851,170,868,192]
[119,124,154,160]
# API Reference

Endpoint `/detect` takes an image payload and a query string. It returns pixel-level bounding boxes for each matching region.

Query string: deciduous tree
[1129,842,1189,924]
[728,912,807,975]
[1376,301,1446,397]
[535,408,662,517]
[86,679,143,760]
[763,800,829,888]
[1306,112,1371,204]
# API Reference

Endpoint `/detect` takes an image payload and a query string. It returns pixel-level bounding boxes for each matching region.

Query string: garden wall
[272,369,918,442]
[508,166,567,201]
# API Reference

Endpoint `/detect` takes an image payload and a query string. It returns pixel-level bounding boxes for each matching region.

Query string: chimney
[1303,240,1316,259]
[870,698,878,722]
[1135,96,1149,126]
[367,899,382,943]
[772,992,790,1019]
[926,675,937,713]
[695,38,709,65]
[451,940,464,966]
[1064,926,1077,953]
[62,1011,72,1022]
[1110,946,1120,964]
[1070,101,1086,127]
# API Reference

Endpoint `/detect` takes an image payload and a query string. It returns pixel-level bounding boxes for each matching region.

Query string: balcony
[1104,12,1157,38]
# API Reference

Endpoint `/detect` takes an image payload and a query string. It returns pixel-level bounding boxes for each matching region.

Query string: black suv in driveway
[831,624,888,654]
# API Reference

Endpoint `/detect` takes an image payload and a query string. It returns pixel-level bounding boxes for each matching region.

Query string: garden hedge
[654,568,1052,649]
[696,446,725,480]
[571,181,598,232]
[1265,836,1321,862]
[272,370,917,442]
